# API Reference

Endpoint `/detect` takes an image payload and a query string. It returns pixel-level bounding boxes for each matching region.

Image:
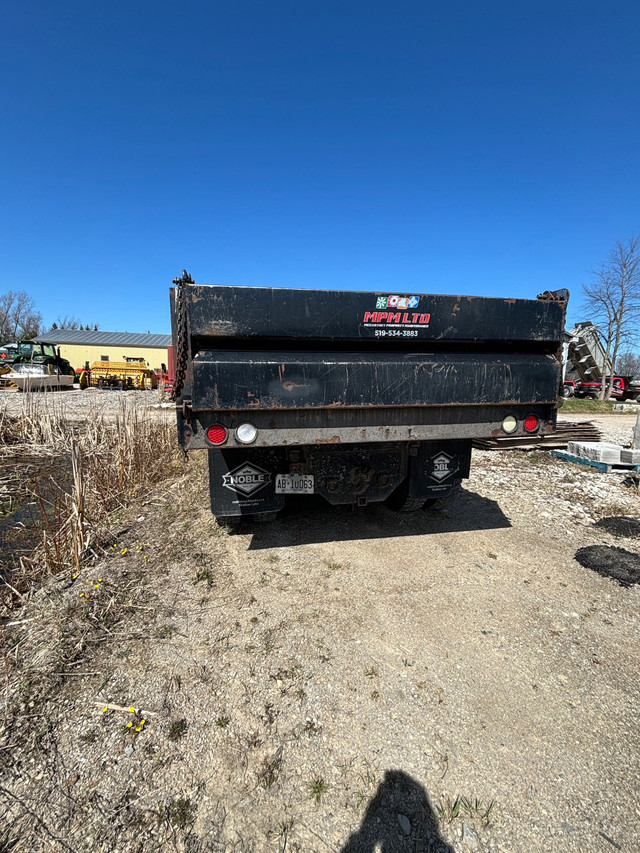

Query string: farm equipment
[0,340,75,391]
[152,349,173,394]
[80,356,158,390]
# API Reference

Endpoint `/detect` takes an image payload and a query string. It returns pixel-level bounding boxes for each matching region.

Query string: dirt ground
[2,404,639,853]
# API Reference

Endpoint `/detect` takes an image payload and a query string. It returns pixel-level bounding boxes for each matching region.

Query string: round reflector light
[502,415,518,434]
[236,422,258,444]
[207,424,228,445]
[524,415,539,433]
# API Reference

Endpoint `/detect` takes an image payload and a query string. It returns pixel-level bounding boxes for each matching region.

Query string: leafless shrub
[1,396,181,609]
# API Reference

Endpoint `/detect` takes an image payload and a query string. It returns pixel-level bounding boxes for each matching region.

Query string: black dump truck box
[171,273,567,519]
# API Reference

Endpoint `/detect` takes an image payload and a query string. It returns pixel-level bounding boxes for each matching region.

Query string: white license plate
[275,474,315,494]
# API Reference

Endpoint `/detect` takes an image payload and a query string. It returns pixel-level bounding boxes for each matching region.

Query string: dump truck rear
[171,272,567,521]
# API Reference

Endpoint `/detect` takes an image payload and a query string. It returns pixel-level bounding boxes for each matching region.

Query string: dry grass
[0,394,182,610]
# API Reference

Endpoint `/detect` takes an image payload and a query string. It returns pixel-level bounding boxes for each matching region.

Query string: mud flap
[406,439,472,499]
[208,449,286,518]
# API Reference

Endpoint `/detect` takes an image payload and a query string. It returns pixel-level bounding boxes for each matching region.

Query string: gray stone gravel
[2,408,639,852]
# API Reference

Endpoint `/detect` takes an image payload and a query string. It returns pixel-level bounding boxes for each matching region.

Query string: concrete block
[567,441,584,456]
[620,448,640,464]
[566,441,604,457]
[567,442,623,463]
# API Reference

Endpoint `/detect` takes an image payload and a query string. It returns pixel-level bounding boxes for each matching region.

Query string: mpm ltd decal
[363,294,430,326]
[223,463,272,496]
[429,452,458,482]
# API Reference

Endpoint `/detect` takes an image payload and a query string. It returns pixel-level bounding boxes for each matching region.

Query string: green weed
[193,568,215,586]
[167,718,188,741]
[259,749,283,789]
[309,777,328,802]
[435,795,495,825]
[167,797,196,831]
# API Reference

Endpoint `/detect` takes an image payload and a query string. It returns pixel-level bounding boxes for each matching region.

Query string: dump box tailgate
[184,285,564,345]
[173,281,566,448]
[191,350,559,411]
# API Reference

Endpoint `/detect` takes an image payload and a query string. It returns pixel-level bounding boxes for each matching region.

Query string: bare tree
[582,236,640,399]
[616,351,640,377]
[53,315,99,331]
[0,290,43,343]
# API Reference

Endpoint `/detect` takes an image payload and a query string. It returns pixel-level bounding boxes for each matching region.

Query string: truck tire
[390,496,427,512]
[422,482,461,512]
[385,487,426,513]
[255,511,279,523]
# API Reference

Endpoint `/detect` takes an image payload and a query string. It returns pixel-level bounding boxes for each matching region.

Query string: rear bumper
[178,403,558,450]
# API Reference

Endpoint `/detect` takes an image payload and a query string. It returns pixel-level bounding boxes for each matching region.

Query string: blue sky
[1,0,639,333]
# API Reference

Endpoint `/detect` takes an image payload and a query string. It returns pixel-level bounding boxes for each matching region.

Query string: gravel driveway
[2,404,639,853]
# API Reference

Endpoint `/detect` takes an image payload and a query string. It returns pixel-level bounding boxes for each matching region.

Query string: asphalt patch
[594,515,640,538]
[575,545,640,587]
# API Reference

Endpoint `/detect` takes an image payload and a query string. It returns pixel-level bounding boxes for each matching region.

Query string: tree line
[0,290,98,344]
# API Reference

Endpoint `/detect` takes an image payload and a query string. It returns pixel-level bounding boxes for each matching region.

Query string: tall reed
[0,394,180,608]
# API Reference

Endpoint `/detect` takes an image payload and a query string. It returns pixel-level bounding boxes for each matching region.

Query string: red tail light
[207,424,228,445]
[524,415,539,432]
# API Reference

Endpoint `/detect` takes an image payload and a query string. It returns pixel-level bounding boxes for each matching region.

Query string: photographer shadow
[341,769,453,853]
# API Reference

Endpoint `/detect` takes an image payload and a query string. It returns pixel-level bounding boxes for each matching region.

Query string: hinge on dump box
[537,288,570,304]
[181,398,193,424]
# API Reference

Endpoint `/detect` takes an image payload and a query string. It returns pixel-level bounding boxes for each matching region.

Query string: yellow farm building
[35,330,171,372]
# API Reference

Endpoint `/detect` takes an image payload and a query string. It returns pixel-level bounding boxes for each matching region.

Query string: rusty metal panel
[178,402,557,450]
[191,350,560,411]
[305,443,406,504]
[184,283,566,345]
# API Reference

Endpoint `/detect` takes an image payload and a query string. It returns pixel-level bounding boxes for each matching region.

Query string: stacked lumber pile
[473,420,602,451]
